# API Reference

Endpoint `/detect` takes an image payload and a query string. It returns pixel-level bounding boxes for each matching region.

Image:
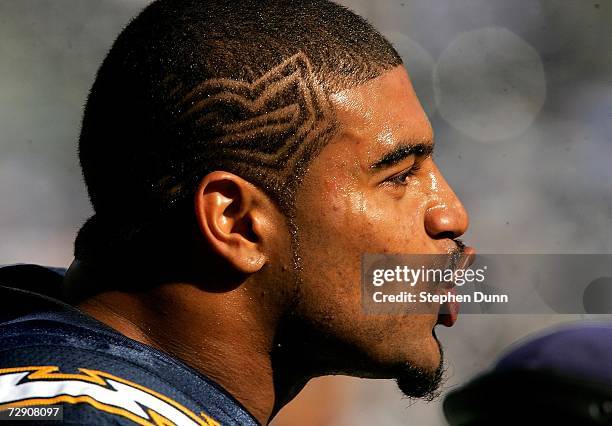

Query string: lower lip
[437,287,459,327]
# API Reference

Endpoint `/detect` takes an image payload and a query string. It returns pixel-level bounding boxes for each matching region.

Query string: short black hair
[75,0,402,260]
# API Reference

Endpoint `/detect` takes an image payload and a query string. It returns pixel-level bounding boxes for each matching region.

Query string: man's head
[74,0,469,404]
[75,0,401,244]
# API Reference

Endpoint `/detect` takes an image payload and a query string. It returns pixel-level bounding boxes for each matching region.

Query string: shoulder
[0,265,257,426]
[0,314,226,425]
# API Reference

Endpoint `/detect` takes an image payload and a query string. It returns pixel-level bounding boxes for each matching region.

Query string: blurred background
[0,0,610,424]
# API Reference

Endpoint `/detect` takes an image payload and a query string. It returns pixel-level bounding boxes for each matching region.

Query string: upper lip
[462,246,476,268]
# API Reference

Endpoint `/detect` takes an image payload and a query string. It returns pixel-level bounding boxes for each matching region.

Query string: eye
[385,163,422,186]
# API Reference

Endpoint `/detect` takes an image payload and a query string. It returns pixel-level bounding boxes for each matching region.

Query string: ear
[194,171,270,274]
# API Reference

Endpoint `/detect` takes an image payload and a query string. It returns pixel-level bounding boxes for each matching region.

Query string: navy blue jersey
[0,264,259,425]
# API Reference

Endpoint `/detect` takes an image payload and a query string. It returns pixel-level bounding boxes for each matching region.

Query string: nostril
[435,231,456,241]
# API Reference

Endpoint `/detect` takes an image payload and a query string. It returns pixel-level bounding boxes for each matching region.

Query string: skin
[290,65,469,376]
[71,65,469,425]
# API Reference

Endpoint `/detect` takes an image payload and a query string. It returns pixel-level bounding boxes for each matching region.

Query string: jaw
[269,306,445,396]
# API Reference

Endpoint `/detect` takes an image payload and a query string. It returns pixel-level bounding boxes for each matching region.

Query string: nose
[424,164,469,240]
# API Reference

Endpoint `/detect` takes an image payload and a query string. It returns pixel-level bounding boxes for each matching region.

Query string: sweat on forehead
[324,68,434,179]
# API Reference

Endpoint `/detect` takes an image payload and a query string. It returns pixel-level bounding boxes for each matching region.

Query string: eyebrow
[369,142,434,171]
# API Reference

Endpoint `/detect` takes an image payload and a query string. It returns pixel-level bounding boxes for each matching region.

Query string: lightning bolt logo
[0,366,220,426]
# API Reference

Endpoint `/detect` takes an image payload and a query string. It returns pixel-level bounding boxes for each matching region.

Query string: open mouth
[436,246,476,327]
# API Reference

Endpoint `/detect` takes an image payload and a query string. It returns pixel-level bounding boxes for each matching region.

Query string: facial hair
[395,333,446,401]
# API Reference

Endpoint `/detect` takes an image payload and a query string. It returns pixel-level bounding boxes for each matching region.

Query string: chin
[416,326,444,370]
[395,363,445,401]
[391,331,445,400]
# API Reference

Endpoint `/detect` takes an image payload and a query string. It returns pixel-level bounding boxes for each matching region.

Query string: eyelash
[387,163,422,186]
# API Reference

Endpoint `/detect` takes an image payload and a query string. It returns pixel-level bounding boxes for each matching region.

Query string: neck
[76,281,288,425]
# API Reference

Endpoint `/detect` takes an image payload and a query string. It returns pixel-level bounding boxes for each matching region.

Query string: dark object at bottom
[444,324,612,425]
[444,370,612,425]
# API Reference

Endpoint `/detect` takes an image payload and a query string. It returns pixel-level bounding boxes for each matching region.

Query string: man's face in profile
[287,65,469,395]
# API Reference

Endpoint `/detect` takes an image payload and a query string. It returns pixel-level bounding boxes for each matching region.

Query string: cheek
[293,187,439,361]
[335,190,429,253]
[298,183,429,260]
